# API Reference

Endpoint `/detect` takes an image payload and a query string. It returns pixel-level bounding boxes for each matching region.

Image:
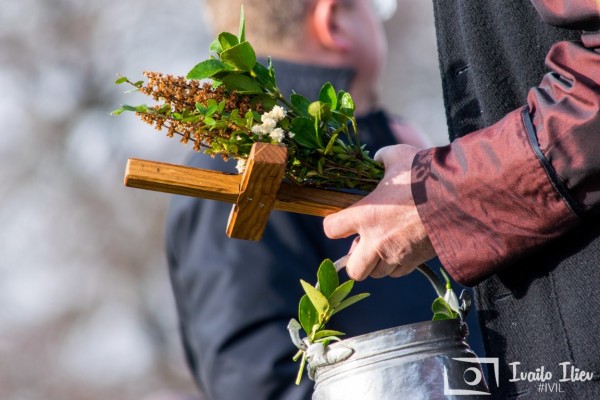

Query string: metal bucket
[309,319,489,400]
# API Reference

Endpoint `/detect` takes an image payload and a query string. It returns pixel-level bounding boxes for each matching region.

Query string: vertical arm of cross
[226,143,288,240]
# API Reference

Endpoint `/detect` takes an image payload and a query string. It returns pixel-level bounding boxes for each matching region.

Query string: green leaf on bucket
[328,280,354,309]
[291,260,370,385]
[432,297,458,320]
[313,329,345,340]
[332,293,370,315]
[300,280,329,316]
[317,259,338,298]
[298,295,318,335]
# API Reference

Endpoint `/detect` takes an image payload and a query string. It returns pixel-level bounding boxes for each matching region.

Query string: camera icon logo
[443,357,500,396]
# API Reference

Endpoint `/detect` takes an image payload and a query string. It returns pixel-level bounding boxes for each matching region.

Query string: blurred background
[0,0,446,399]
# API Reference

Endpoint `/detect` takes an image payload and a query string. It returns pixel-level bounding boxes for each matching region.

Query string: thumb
[373,145,395,164]
[374,144,419,166]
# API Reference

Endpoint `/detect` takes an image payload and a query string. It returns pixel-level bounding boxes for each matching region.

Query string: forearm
[412,31,600,286]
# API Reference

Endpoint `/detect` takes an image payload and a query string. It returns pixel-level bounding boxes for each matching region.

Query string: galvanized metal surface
[310,319,489,400]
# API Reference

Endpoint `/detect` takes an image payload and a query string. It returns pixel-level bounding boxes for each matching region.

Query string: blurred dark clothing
[416,0,600,398]
[166,60,484,400]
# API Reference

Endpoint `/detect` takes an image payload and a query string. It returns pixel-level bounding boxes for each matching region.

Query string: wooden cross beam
[124,142,364,240]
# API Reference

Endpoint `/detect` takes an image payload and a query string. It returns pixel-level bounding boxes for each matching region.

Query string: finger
[345,236,379,281]
[348,235,360,254]
[323,208,357,239]
[388,262,416,278]
[370,259,398,279]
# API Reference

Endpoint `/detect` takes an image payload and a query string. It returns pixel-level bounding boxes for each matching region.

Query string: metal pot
[309,319,489,400]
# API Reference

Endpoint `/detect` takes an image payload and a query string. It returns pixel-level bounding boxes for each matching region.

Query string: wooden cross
[124,142,364,240]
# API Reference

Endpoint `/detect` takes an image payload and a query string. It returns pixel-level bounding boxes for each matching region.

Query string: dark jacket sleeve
[412,3,600,286]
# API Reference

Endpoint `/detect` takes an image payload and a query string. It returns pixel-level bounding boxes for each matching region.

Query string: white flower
[236,158,247,173]
[266,105,287,121]
[251,123,270,136]
[251,125,264,135]
[260,116,277,131]
[269,127,285,143]
[252,106,287,138]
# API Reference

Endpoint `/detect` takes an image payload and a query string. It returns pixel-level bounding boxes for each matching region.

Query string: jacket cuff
[411,107,579,286]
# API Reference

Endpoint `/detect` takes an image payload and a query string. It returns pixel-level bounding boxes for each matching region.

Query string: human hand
[323,144,436,280]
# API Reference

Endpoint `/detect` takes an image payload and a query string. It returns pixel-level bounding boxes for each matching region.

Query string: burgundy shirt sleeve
[412,3,600,286]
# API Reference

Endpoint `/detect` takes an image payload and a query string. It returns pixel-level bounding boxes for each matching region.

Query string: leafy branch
[287,259,369,384]
[112,6,384,191]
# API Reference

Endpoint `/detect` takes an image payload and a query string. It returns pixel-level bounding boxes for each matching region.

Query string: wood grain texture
[274,183,363,216]
[125,158,241,202]
[124,157,364,217]
[226,143,288,241]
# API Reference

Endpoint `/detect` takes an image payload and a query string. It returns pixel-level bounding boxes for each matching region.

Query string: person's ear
[312,0,353,52]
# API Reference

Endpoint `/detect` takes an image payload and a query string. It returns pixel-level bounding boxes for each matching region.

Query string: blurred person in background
[166,0,483,399]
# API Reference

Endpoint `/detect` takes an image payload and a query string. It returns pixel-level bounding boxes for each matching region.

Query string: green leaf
[222,73,263,94]
[217,99,227,114]
[324,133,339,155]
[187,59,233,80]
[249,94,277,111]
[267,57,276,82]
[290,117,319,148]
[338,91,355,117]
[308,101,332,121]
[121,104,139,112]
[328,280,354,308]
[433,313,452,320]
[115,76,127,84]
[290,94,310,117]
[431,297,457,320]
[205,101,219,116]
[181,115,201,123]
[220,41,256,72]
[218,32,239,50]
[209,38,223,54]
[332,293,370,315]
[313,330,345,340]
[195,102,207,114]
[110,107,126,116]
[317,157,325,175]
[319,83,337,108]
[252,62,277,91]
[317,259,338,298]
[300,280,329,315]
[238,5,246,42]
[298,294,318,335]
